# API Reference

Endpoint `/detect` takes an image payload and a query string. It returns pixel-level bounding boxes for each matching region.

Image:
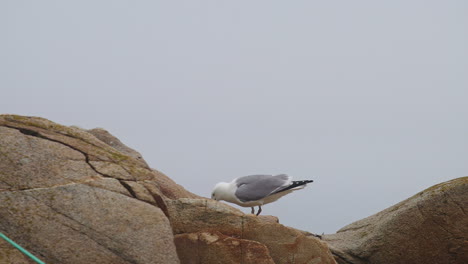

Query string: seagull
[211,174,313,216]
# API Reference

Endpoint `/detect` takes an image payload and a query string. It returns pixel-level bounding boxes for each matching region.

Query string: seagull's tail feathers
[273,180,313,194]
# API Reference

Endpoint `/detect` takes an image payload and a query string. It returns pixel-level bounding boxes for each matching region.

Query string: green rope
[0,232,46,264]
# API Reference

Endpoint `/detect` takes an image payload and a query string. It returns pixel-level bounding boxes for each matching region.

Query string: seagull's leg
[256,206,262,216]
[251,207,255,214]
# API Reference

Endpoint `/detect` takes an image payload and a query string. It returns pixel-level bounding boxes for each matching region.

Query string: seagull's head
[211,182,230,201]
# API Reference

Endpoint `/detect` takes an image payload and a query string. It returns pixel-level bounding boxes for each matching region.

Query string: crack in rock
[8,186,140,264]
[3,124,170,212]
[6,125,133,181]
[1,178,98,193]
[118,180,138,198]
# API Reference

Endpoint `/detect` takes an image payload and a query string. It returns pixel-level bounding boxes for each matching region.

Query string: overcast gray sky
[2,1,467,233]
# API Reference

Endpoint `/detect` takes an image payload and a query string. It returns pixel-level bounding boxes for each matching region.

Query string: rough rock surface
[323,177,468,264]
[167,198,336,264]
[86,127,148,165]
[0,115,187,264]
[3,114,466,264]
[0,115,336,264]
[175,231,275,264]
[0,239,35,264]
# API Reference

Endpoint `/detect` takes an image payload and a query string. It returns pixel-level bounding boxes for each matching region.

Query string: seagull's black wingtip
[272,179,314,194]
[294,180,313,184]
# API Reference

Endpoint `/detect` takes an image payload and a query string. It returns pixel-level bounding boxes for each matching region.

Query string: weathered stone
[167,198,244,236]
[323,177,468,264]
[242,218,335,264]
[87,128,148,166]
[0,239,35,264]
[0,114,342,264]
[175,231,275,264]
[167,198,337,264]
[0,115,180,264]
[1,184,177,264]
[150,168,200,200]
[0,125,98,191]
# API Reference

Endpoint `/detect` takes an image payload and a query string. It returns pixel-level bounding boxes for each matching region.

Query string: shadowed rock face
[0,115,336,264]
[323,177,468,264]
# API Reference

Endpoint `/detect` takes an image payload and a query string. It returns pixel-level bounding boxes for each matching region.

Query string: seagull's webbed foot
[256,205,262,216]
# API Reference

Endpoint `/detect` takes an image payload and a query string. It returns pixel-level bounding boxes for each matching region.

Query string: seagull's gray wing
[234,174,291,202]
